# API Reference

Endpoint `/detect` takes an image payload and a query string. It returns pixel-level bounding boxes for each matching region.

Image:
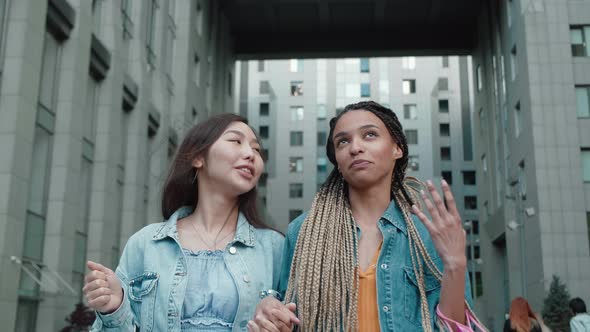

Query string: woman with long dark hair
[83,113,284,331]
[249,101,487,331]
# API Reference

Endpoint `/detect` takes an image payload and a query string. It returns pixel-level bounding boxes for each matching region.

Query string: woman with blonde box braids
[248,101,487,332]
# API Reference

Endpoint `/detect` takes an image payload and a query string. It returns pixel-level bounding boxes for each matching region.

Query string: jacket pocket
[128,272,159,331]
[403,266,442,327]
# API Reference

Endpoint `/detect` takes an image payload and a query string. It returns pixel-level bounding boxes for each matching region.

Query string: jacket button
[229,246,237,254]
[380,264,388,270]
[383,306,389,312]
[243,275,250,283]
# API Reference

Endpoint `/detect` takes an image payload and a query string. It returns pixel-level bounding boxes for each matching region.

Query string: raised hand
[83,261,124,314]
[411,179,467,270]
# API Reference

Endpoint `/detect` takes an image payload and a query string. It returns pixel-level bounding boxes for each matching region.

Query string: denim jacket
[278,199,473,331]
[91,207,284,332]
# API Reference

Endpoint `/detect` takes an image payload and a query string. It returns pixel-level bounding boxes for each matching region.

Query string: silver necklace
[191,204,237,250]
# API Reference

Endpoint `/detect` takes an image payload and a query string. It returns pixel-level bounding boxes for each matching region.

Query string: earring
[193,169,199,184]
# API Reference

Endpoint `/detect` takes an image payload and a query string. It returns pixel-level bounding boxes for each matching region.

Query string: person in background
[570,297,590,332]
[503,297,542,332]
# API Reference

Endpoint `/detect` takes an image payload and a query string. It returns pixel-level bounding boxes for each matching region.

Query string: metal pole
[469,224,476,297]
[517,191,527,298]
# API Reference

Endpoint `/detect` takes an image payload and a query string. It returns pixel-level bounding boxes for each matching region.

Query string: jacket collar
[380,198,408,236]
[152,206,256,247]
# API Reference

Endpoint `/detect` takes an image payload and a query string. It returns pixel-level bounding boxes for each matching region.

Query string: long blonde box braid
[285,175,488,331]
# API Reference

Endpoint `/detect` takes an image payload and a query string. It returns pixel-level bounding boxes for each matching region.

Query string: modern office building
[0,0,235,330]
[472,0,590,329]
[238,56,482,301]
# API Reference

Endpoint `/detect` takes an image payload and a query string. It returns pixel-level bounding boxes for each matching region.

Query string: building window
[576,86,590,118]
[482,154,488,173]
[405,129,418,145]
[404,104,417,119]
[402,57,416,70]
[259,81,270,94]
[289,209,303,221]
[259,173,267,187]
[441,147,451,161]
[290,131,303,146]
[317,157,327,173]
[345,83,359,98]
[518,160,527,198]
[408,155,419,171]
[582,148,590,182]
[196,51,203,87]
[121,0,133,39]
[290,59,304,72]
[195,1,203,35]
[476,65,483,92]
[289,183,303,198]
[463,171,476,185]
[475,272,483,297]
[439,99,449,113]
[317,104,327,120]
[441,171,453,185]
[467,245,481,260]
[479,108,486,135]
[263,149,269,160]
[146,0,159,68]
[510,45,517,80]
[570,26,590,56]
[472,220,480,235]
[260,102,269,116]
[438,77,449,91]
[258,60,265,72]
[465,196,478,210]
[514,101,522,137]
[290,106,304,121]
[290,81,303,96]
[317,132,327,146]
[289,157,304,173]
[402,79,416,94]
[361,83,371,97]
[259,126,269,139]
[442,56,449,68]
[440,123,450,137]
[360,58,370,72]
[227,72,232,96]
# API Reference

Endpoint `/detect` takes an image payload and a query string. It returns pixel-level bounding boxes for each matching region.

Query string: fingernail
[441,179,447,186]
[426,180,433,186]
[420,190,426,196]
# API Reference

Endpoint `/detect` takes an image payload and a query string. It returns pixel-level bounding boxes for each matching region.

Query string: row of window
[258,100,449,122]
[259,78,449,97]
[256,57,449,75]
[441,171,477,186]
[258,103,328,119]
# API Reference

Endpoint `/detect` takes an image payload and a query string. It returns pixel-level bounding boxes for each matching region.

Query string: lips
[350,159,371,169]
[235,165,255,178]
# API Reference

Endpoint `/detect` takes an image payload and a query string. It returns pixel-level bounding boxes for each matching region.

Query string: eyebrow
[224,129,260,144]
[333,124,380,140]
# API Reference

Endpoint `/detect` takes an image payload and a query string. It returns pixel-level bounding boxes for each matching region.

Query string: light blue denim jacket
[91,207,284,332]
[278,199,473,331]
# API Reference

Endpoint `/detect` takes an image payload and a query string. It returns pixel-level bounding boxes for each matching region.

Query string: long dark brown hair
[161,113,269,229]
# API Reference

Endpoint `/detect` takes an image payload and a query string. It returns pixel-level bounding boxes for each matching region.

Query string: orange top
[358,242,383,332]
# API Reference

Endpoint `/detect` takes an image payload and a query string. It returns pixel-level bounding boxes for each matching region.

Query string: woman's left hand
[411,179,467,270]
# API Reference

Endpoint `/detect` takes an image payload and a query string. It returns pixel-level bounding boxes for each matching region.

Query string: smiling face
[332,110,403,190]
[193,121,264,197]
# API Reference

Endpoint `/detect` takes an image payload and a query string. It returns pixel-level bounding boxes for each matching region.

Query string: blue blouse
[180,248,239,331]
